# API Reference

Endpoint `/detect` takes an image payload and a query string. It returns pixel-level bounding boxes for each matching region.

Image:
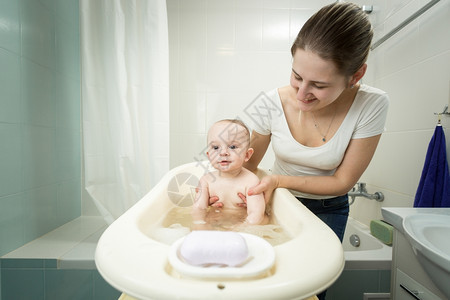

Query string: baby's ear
[245,148,254,161]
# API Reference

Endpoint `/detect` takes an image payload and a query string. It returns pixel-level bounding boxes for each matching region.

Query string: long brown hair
[291,2,373,77]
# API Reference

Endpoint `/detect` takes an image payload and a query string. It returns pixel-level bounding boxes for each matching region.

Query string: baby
[193,119,268,225]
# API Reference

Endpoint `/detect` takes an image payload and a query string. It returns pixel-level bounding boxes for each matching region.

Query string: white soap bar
[179,231,249,267]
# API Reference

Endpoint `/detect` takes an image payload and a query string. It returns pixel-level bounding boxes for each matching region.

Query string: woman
[244,3,389,299]
[246,2,389,246]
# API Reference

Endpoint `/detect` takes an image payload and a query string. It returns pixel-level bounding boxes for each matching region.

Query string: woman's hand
[248,175,280,204]
[207,194,247,208]
[204,175,279,207]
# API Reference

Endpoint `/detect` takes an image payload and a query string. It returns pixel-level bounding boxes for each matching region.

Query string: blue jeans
[296,195,349,300]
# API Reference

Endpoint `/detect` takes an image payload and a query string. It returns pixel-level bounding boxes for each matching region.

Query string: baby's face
[207,122,251,173]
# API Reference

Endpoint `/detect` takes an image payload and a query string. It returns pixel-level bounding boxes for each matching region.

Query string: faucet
[348,182,384,205]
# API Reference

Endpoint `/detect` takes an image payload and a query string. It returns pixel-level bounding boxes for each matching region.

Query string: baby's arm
[193,176,210,209]
[192,176,211,228]
[245,175,267,225]
[245,193,267,224]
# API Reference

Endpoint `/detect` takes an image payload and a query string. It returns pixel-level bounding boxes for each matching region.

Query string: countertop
[381,207,450,234]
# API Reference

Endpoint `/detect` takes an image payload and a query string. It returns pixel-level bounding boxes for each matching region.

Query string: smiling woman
[243,3,390,299]
[289,49,351,114]
[244,1,389,228]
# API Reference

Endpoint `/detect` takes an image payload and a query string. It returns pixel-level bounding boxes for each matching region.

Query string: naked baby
[193,119,268,225]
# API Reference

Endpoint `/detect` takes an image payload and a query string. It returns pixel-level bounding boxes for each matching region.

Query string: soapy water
[150,206,291,246]
[159,171,291,246]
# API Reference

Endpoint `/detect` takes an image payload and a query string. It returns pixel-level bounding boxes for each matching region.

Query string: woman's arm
[249,135,382,200]
[244,130,271,172]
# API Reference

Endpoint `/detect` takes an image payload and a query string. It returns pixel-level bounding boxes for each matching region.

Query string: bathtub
[342,217,392,270]
[95,161,345,300]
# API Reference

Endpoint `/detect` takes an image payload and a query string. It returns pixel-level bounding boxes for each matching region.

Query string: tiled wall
[0,0,81,256]
[167,0,450,225]
[351,0,450,225]
[0,258,120,300]
[326,269,391,299]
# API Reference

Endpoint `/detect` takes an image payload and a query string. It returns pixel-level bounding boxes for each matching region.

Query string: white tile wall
[168,0,450,225]
[354,0,450,224]
[168,0,328,168]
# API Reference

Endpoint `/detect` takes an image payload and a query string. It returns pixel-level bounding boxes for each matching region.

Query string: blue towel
[414,125,450,207]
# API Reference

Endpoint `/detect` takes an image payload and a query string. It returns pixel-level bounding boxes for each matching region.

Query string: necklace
[311,110,337,142]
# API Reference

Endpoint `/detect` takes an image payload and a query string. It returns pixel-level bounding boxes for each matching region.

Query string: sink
[403,214,450,298]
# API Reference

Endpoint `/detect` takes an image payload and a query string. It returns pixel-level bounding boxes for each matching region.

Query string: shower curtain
[80,0,169,224]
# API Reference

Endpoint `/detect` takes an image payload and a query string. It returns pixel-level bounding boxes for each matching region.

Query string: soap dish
[168,232,275,279]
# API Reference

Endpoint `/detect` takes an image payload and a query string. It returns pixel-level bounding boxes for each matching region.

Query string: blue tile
[56,178,81,224]
[0,48,20,123]
[93,270,121,300]
[44,259,58,269]
[1,258,44,269]
[23,185,58,241]
[21,0,55,69]
[21,59,56,127]
[39,0,56,12]
[0,124,22,197]
[56,77,81,130]
[379,270,391,292]
[0,0,20,53]
[55,0,79,27]
[327,270,380,300]
[0,194,25,256]
[1,268,45,300]
[22,126,57,190]
[45,269,93,300]
[55,16,80,80]
[56,128,81,181]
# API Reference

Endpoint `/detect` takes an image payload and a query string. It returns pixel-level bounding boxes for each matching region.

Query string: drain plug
[350,234,361,247]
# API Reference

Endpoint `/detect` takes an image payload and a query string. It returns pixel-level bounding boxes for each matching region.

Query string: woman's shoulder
[355,84,389,108]
[358,84,389,100]
[277,85,295,101]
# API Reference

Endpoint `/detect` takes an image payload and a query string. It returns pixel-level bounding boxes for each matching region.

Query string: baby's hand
[208,196,223,207]
[235,192,247,207]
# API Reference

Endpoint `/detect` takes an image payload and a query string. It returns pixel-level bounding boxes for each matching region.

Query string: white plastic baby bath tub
[95,162,345,300]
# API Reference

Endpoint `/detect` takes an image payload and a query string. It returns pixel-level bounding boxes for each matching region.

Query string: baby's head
[208,119,250,146]
[206,119,253,172]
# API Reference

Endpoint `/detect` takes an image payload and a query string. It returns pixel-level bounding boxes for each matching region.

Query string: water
[150,206,292,246]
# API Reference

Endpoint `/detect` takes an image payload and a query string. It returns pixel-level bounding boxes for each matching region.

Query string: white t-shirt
[251,84,389,199]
